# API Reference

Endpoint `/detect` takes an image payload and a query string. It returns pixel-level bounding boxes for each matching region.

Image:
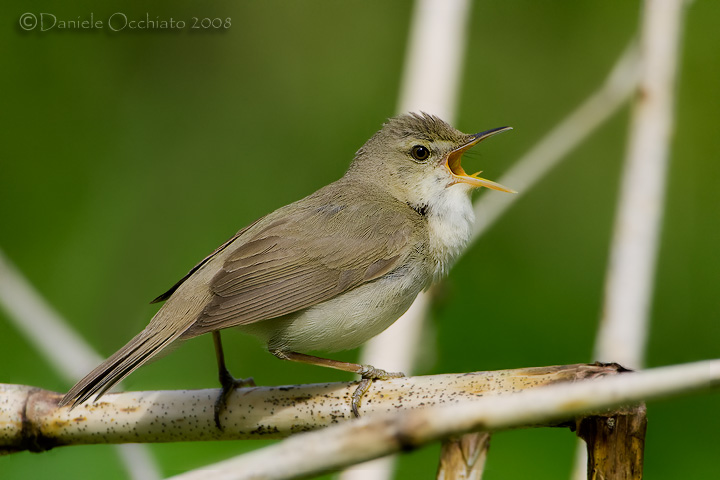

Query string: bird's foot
[214,370,255,430]
[351,365,405,417]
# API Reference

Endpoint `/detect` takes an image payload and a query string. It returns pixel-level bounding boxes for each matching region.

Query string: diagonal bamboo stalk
[470,42,640,243]
[0,249,161,479]
[0,249,104,381]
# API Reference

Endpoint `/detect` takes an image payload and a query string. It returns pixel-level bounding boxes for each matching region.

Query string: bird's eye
[410,145,430,162]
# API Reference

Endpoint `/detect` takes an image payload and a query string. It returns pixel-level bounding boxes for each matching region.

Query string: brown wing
[184,198,420,336]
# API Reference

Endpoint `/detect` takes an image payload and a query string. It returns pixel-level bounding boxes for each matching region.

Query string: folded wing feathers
[186,204,416,335]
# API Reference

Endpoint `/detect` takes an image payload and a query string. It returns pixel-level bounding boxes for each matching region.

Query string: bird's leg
[271,350,404,417]
[213,331,255,430]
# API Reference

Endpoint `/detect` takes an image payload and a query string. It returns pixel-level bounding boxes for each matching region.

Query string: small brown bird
[59,113,513,424]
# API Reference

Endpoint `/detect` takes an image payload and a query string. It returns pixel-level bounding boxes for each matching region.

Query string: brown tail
[58,324,188,408]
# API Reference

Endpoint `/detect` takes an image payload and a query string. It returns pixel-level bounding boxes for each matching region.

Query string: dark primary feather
[60,327,179,407]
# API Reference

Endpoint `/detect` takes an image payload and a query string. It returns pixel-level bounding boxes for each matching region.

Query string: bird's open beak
[445,126,516,193]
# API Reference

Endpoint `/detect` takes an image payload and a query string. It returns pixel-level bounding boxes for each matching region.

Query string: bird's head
[349,112,514,209]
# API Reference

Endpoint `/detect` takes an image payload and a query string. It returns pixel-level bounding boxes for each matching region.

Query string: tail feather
[58,325,187,408]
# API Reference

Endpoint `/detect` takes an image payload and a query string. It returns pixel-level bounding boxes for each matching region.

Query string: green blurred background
[2,1,719,478]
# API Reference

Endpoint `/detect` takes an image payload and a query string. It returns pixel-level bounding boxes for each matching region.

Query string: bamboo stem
[576,404,647,480]
[437,433,490,480]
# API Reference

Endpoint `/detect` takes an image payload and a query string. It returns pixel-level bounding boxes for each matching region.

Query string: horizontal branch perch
[2,363,619,453]
[169,359,720,480]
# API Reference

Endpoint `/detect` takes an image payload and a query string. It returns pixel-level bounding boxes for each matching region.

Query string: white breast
[425,185,475,278]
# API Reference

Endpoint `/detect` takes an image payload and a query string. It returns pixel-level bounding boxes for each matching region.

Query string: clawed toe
[360,366,405,381]
[351,365,405,417]
[214,375,255,430]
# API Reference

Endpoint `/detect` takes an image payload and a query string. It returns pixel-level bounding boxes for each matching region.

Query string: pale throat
[425,185,475,277]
